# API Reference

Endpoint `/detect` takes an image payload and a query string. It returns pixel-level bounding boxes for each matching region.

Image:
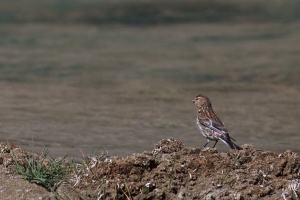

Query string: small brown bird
[192,94,241,150]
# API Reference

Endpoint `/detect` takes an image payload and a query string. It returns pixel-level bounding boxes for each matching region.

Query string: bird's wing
[199,116,228,135]
[200,117,238,142]
[211,120,228,134]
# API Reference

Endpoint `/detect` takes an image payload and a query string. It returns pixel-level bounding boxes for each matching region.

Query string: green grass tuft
[11,148,69,192]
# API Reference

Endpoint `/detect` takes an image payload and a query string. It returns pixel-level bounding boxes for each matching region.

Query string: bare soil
[0,139,299,199]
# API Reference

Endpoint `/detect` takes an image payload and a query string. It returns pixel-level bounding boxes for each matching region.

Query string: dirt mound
[0,139,300,199]
[74,138,300,199]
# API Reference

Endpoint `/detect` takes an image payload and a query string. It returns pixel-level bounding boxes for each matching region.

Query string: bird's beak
[192,99,195,104]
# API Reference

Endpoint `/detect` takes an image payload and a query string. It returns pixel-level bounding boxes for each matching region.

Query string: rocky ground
[0,139,300,199]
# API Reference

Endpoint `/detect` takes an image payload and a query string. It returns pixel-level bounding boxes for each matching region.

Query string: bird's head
[192,94,211,109]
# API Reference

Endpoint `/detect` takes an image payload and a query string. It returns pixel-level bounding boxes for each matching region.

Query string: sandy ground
[0,22,299,159]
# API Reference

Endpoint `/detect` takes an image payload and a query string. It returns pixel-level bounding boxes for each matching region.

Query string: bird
[192,94,241,150]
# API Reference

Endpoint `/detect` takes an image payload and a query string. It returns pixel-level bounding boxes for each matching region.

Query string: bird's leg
[202,139,210,150]
[212,140,218,148]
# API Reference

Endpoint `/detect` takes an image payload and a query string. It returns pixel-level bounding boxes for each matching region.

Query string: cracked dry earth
[0,139,300,199]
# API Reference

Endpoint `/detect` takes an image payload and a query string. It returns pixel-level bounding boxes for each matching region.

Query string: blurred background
[0,0,299,159]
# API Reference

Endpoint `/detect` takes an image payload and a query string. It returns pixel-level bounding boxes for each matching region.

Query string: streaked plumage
[192,94,241,150]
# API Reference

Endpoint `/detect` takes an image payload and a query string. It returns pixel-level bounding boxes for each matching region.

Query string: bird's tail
[221,138,242,150]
